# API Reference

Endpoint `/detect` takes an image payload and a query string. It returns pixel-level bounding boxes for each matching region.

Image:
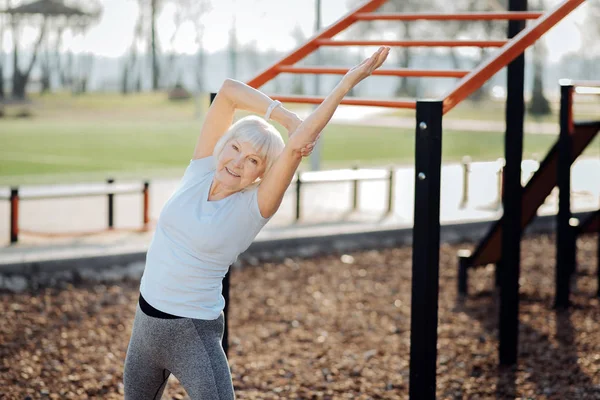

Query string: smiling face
[214,139,266,192]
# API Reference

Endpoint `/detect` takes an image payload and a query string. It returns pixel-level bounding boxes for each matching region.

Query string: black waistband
[139,293,183,319]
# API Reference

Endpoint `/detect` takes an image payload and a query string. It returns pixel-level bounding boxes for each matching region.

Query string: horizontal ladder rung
[270,95,416,109]
[315,39,507,47]
[276,66,469,78]
[354,12,543,21]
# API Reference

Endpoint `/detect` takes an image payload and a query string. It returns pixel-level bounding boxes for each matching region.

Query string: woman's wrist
[270,106,296,130]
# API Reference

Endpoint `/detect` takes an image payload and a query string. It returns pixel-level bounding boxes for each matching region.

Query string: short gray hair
[213,115,285,188]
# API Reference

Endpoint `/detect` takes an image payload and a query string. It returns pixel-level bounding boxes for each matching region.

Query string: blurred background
[1,0,599,186]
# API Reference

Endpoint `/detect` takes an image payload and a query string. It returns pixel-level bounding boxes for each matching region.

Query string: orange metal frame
[246,0,586,113]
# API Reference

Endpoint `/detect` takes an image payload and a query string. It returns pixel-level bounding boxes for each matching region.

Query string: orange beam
[355,12,544,21]
[245,0,387,89]
[276,66,469,78]
[270,95,417,109]
[443,0,586,114]
[316,39,507,47]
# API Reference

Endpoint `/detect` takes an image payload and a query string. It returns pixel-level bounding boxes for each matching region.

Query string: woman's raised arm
[257,46,390,218]
[193,79,302,159]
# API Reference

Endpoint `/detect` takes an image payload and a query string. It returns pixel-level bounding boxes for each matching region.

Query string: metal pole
[496,158,505,210]
[555,83,574,309]
[460,156,471,208]
[107,178,115,229]
[143,181,150,230]
[295,174,302,221]
[222,270,230,355]
[352,165,359,211]
[409,100,443,400]
[10,188,19,244]
[499,0,527,367]
[387,166,394,214]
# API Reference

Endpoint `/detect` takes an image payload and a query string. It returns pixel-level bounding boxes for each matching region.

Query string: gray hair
[213,115,285,188]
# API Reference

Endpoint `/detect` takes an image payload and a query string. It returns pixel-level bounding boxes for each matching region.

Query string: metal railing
[2,179,151,244]
[2,167,396,245]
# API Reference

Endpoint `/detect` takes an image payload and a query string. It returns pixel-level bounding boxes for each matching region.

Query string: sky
[2,0,589,63]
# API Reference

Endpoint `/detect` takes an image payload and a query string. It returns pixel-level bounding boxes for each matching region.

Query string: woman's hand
[342,46,390,88]
[288,133,320,159]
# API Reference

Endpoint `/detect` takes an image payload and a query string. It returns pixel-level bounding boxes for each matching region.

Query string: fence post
[10,188,19,244]
[107,178,115,229]
[460,156,471,208]
[295,173,302,221]
[387,166,394,214]
[496,158,505,210]
[409,100,443,400]
[555,83,574,309]
[143,181,150,230]
[352,165,359,211]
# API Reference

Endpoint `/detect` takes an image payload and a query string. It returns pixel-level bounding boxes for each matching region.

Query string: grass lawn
[0,92,598,186]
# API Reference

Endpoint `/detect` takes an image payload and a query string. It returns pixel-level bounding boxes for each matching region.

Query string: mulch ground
[1,233,599,399]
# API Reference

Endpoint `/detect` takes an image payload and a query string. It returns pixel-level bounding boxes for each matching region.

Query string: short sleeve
[246,187,270,225]
[180,156,215,187]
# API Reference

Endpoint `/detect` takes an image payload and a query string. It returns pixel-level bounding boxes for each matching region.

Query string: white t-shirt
[140,156,270,319]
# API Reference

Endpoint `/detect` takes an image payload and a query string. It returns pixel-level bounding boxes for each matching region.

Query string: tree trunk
[151,0,160,90]
[395,22,415,97]
[0,63,4,99]
[528,43,551,116]
[11,17,47,99]
[196,47,205,93]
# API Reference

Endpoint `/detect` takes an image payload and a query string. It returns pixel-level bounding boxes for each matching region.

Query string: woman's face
[215,139,266,191]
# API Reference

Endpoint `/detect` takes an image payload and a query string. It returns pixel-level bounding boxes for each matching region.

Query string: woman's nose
[233,156,244,168]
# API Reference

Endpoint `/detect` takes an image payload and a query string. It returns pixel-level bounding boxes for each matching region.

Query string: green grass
[0,92,598,186]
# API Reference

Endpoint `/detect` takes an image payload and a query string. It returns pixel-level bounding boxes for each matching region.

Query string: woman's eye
[250,158,258,165]
[232,144,239,151]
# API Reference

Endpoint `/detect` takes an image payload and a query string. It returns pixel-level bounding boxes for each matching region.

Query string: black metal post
[556,83,574,309]
[107,178,115,229]
[499,0,526,367]
[295,174,302,221]
[222,270,230,355]
[10,188,19,244]
[409,100,443,400]
[457,250,471,297]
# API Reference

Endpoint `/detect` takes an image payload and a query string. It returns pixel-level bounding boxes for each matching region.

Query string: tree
[527,0,551,116]
[5,0,99,99]
[575,1,600,79]
[0,0,7,99]
[9,8,48,98]
[150,0,161,90]
[290,24,306,95]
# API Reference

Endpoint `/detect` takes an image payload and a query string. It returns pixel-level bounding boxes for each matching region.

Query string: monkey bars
[246,0,586,113]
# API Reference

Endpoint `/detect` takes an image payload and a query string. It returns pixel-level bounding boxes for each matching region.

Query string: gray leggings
[123,304,234,399]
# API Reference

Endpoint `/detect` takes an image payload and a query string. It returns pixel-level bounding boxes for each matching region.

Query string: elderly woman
[123,46,390,399]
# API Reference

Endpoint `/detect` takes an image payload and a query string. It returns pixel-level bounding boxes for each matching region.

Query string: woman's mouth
[225,167,240,177]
